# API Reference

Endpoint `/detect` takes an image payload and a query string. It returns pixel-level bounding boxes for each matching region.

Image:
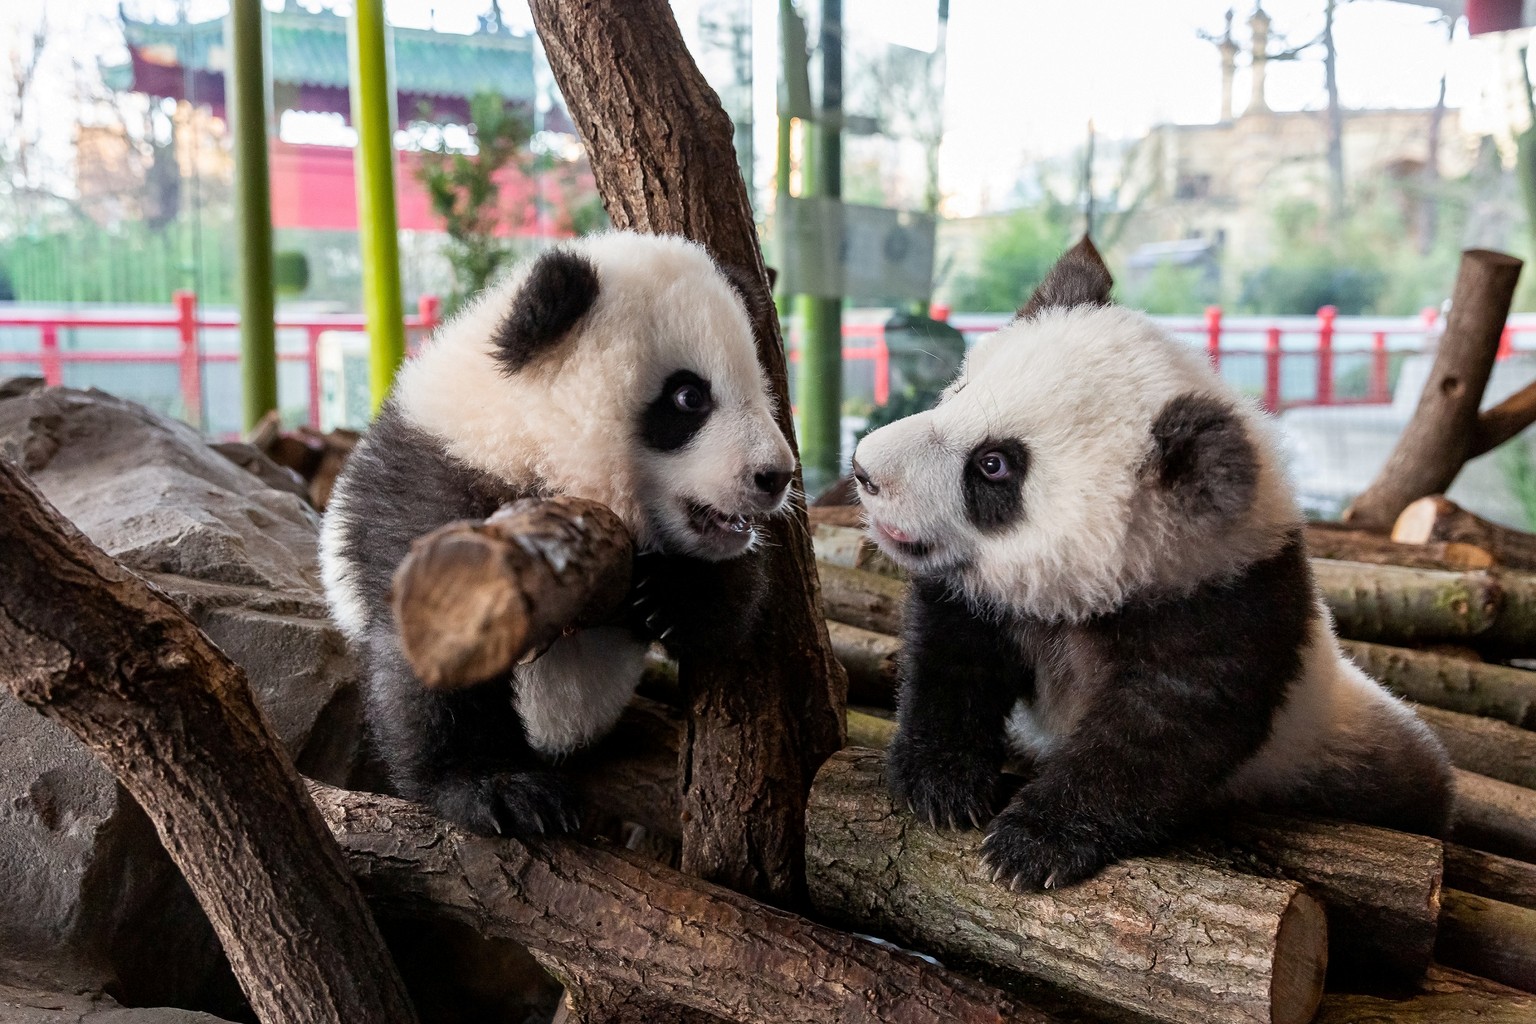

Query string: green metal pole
[796,0,842,495]
[229,0,277,432]
[349,0,406,414]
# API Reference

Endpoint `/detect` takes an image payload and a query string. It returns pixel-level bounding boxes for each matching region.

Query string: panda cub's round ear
[1146,393,1258,525]
[492,249,601,373]
[1016,236,1114,320]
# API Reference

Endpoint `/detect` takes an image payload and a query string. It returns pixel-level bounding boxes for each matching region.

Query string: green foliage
[1499,441,1536,533]
[1123,262,1218,315]
[414,92,533,313]
[946,203,1074,313]
[0,219,234,304]
[273,250,310,297]
[1238,197,1386,315]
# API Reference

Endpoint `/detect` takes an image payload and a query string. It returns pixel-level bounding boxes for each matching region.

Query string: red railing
[0,291,442,431]
[7,299,1536,429]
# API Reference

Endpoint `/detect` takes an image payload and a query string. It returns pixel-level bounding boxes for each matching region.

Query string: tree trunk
[819,562,906,636]
[1322,0,1346,220]
[391,497,633,690]
[1450,767,1536,862]
[1445,843,1536,912]
[527,0,845,906]
[310,781,1054,1024]
[1341,639,1536,728]
[807,750,1328,1024]
[1393,495,1536,572]
[1304,523,1493,571]
[1437,889,1536,993]
[1420,705,1536,790]
[0,460,418,1024]
[1315,965,1536,1023]
[1343,250,1524,530]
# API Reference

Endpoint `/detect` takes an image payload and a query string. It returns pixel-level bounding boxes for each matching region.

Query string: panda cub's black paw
[979,803,1112,891]
[427,770,582,838]
[887,736,997,830]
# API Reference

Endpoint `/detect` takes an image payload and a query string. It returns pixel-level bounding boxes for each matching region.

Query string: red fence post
[174,290,202,429]
[874,328,890,407]
[1316,305,1336,406]
[929,302,951,323]
[418,294,441,334]
[1370,331,1389,403]
[39,324,62,386]
[1264,326,1282,413]
[1205,305,1222,371]
[1499,325,1514,360]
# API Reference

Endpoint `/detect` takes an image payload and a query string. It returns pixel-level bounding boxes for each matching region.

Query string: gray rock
[0,981,234,1023]
[0,386,365,1008]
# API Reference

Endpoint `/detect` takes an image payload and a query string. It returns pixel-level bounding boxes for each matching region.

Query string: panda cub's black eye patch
[642,370,714,452]
[964,438,1029,531]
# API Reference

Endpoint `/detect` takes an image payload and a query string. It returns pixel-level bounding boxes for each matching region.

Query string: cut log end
[393,531,533,689]
[1273,893,1329,1024]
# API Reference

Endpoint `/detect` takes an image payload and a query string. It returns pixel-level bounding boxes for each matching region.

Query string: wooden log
[0,460,418,1024]
[1450,767,1536,862]
[818,562,906,636]
[1419,704,1536,789]
[528,0,845,906]
[814,523,902,578]
[1341,639,1536,728]
[806,750,1328,1024]
[1343,249,1524,530]
[1304,522,1494,571]
[1436,888,1536,993]
[390,497,634,691]
[1445,843,1536,912]
[1315,965,1536,1023]
[846,707,898,749]
[1394,495,1536,572]
[818,556,1536,651]
[311,781,1054,1024]
[1474,380,1536,458]
[808,504,864,528]
[829,620,900,705]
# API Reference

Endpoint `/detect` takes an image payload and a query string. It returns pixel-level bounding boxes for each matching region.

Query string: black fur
[329,404,760,837]
[1149,393,1258,524]
[962,439,1029,532]
[492,249,600,373]
[891,534,1446,889]
[1016,236,1113,320]
[640,370,714,452]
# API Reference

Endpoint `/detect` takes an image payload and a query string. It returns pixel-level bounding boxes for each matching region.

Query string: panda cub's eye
[976,450,1011,481]
[673,383,710,414]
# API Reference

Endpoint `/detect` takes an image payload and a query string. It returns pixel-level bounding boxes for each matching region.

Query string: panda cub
[851,239,1452,890]
[320,233,795,837]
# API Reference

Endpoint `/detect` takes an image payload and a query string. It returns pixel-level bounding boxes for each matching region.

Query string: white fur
[855,304,1300,621]
[392,232,793,558]
[319,469,367,639]
[513,627,648,755]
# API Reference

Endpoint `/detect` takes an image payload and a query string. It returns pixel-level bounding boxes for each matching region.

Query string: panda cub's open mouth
[686,500,754,540]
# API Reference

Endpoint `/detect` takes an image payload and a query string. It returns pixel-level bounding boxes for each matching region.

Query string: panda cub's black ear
[1017,235,1114,320]
[492,249,600,373]
[1147,393,1258,525]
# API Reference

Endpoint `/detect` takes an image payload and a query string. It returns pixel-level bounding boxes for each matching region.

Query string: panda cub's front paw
[427,770,581,838]
[980,802,1112,891]
[887,735,998,830]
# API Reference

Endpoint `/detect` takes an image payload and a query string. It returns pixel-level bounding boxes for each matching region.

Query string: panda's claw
[659,625,676,641]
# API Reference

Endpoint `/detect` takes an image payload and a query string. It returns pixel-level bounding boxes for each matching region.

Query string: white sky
[0,0,1523,216]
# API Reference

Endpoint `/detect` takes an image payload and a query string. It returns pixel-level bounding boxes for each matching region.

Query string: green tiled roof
[119,7,535,101]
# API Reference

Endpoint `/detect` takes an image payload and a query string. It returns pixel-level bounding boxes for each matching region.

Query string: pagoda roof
[105,6,535,106]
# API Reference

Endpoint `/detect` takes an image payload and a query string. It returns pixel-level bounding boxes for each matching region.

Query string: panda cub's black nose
[754,469,792,497]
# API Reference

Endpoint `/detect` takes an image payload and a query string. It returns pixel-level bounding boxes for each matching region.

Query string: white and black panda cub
[851,239,1452,891]
[320,232,795,837]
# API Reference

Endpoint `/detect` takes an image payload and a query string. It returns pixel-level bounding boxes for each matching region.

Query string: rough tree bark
[391,497,633,690]
[1437,889,1536,993]
[1445,843,1536,913]
[310,781,1054,1024]
[806,751,1329,1024]
[526,0,844,905]
[1302,523,1493,571]
[1343,250,1523,530]
[1394,495,1536,572]
[1315,965,1536,1024]
[1341,639,1536,729]
[0,459,418,1024]
[1420,705,1536,790]
[1451,768,1536,862]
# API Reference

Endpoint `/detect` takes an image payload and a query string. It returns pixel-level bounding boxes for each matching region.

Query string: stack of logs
[808,497,1536,1021]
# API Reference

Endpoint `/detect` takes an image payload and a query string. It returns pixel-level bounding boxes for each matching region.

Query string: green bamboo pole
[796,0,843,495]
[228,0,277,431]
[348,0,406,414]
